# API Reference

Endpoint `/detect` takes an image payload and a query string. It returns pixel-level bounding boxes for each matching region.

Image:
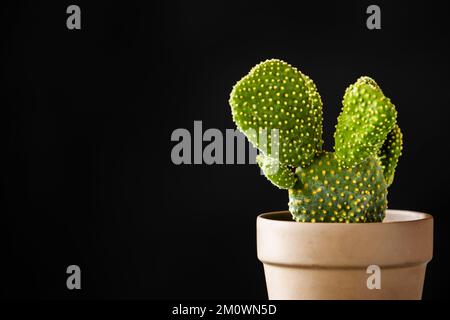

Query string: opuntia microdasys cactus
[229,59,402,223]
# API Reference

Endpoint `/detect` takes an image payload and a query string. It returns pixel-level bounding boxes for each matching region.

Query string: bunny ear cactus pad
[229,59,323,167]
[256,154,298,189]
[289,152,387,223]
[334,76,397,168]
[378,125,403,186]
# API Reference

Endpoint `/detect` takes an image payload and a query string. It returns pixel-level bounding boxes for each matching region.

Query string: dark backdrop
[2,0,449,299]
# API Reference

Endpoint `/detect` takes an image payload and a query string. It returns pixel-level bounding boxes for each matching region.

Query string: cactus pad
[289,152,387,223]
[379,125,403,186]
[229,59,323,167]
[334,76,397,168]
[256,154,298,189]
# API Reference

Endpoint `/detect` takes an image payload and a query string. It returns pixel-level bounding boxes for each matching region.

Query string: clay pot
[257,210,433,300]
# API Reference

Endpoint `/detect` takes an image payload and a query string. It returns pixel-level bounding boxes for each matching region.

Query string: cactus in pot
[229,59,402,223]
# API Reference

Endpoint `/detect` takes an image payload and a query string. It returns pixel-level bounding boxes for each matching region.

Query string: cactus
[229,59,323,168]
[229,59,402,223]
[334,76,397,168]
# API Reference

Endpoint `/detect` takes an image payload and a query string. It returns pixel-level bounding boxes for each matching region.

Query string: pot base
[263,263,427,300]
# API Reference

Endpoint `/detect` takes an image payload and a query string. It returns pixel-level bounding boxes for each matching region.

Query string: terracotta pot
[257,210,433,300]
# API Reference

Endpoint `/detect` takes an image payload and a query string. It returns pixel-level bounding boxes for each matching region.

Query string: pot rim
[257,209,434,267]
[258,209,432,225]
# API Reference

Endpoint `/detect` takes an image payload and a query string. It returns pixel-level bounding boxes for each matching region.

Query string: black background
[2,0,450,299]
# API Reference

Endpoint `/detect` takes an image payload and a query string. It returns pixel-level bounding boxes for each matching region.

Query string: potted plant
[229,59,433,300]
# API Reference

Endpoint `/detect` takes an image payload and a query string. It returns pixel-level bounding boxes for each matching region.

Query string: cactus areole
[229,59,402,223]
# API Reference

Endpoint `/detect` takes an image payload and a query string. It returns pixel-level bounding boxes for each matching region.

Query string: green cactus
[288,152,387,223]
[229,59,323,168]
[334,76,397,168]
[378,125,403,186]
[229,59,402,223]
[256,153,298,189]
